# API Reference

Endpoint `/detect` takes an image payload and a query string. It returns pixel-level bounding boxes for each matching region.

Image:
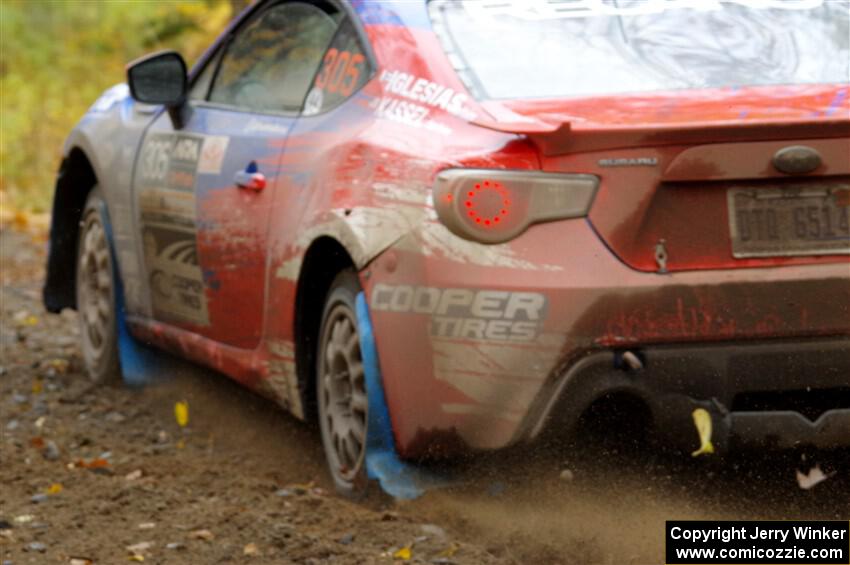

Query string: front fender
[44,83,158,316]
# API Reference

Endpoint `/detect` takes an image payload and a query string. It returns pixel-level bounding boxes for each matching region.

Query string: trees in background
[0,0,235,213]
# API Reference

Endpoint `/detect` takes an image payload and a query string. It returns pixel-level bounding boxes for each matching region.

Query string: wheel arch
[293,235,358,422]
[43,146,99,313]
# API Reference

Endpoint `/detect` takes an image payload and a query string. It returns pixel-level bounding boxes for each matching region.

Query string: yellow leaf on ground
[437,544,459,558]
[174,401,189,427]
[20,315,38,326]
[393,546,412,560]
[189,529,214,541]
[243,542,259,556]
[690,408,715,457]
[46,483,63,495]
[13,210,30,230]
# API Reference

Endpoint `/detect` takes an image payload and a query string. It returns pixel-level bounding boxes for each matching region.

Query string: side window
[188,47,222,101]
[303,19,372,115]
[208,2,340,113]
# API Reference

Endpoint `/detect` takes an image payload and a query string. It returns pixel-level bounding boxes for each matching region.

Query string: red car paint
[116,3,850,458]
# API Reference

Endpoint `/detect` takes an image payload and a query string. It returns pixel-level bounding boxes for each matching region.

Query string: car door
[132,1,341,349]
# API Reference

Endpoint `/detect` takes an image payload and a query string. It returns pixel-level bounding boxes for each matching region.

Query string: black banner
[666,521,849,564]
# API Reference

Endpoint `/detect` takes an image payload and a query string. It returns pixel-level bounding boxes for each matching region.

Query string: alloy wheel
[77,210,115,375]
[318,304,368,482]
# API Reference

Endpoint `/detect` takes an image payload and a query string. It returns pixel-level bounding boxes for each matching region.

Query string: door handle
[234,163,266,191]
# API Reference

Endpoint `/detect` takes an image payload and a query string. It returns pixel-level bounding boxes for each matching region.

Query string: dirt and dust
[1,227,848,565]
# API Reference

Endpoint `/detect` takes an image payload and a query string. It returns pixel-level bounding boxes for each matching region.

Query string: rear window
[429,0,850,100]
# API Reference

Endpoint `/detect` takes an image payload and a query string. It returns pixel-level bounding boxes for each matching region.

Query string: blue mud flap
[96,200,163,387]
[355,292,453,499]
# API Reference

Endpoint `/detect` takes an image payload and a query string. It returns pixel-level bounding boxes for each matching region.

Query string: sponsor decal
[374,96,429,125]
[244,118,290,135]
[371,97,453,135]
[369,69,474,134]
[379,70,476,120]
[197,135,229,174]
[371,284,547,342]
[136,132,210,325]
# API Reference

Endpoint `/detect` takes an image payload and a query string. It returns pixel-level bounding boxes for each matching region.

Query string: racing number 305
[315,49,365,97]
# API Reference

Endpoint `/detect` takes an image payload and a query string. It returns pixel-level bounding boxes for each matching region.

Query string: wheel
[76,187,121,383]
[317,270,369,497]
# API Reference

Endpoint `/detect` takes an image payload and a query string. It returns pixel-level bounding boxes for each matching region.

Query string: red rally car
[44,0,850,495]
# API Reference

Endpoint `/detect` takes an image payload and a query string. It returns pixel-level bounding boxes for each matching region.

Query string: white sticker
[197,135,229,175]
[379,69,477,121]
[303,88,324,116]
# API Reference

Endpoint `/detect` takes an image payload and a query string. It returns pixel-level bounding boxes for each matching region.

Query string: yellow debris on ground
[691,408,715,457]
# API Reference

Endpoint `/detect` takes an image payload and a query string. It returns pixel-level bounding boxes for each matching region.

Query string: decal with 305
[315,48,366,97]
[135,132,210,326]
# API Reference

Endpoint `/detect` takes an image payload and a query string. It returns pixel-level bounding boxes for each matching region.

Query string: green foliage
[0,0,233,212]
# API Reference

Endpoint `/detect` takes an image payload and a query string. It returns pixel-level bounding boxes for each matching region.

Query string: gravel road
[1,227,847,565]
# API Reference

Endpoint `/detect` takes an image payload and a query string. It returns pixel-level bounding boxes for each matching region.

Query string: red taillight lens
[433,169,598,243]
[464,180,512,227]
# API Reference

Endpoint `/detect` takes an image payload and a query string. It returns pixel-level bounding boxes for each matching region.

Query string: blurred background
[0,0,251,217]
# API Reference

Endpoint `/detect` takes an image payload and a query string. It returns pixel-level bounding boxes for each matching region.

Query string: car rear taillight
[433,169,598,243]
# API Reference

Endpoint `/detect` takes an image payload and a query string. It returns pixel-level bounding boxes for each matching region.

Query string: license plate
[727,184,850,258]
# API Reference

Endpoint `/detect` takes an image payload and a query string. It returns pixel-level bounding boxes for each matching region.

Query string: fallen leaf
[290,481,315,493]
[243,542,259,556]
[75,458,110,469]
[46,483,63,495]
[796,465,833,490]
[32,380,43,394]
[128,555,144,562]
[12,310,39,327]
[13,210,30,230]
[126,541,153,553]
[437,543,459,558]
[393,545,412,560]
[125,469,143,481]
[189,529,214,541]
[690,408,715,457]
[174,401,189,428]
[30,436,45,449]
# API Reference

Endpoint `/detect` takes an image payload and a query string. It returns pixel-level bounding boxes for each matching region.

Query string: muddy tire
[76,187,121,383]
[317,270,369,498]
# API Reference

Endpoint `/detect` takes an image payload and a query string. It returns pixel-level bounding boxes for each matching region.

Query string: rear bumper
[365,218,850,457]
[722,411,850,450]
[523,337,850,454]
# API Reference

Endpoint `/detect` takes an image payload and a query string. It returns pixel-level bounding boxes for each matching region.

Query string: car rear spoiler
[473,116,850,156]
